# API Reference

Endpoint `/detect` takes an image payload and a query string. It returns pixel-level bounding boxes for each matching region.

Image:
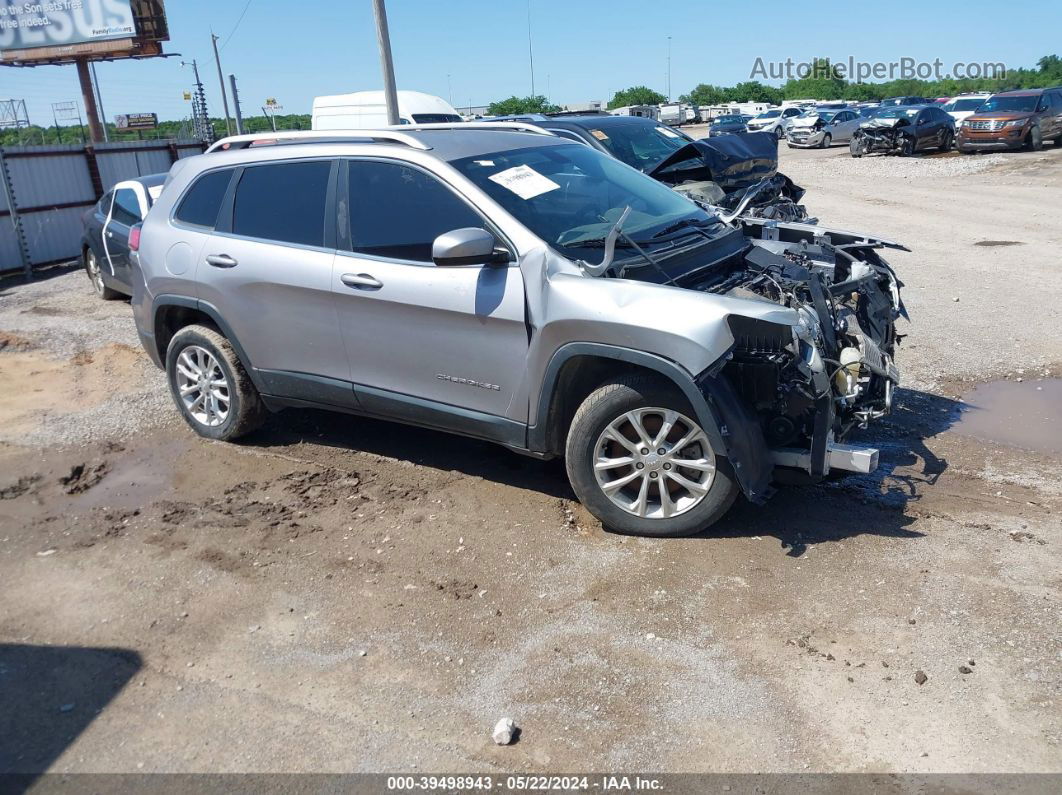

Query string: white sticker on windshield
[488,165,560,200]
[657,127,680,138]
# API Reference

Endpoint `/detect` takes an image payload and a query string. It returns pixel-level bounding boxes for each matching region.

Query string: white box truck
[312,90,462,129]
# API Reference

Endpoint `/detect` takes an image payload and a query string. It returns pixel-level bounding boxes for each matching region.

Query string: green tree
[726,81,784,104]
[681,84,728,106]
[607,86,666,109]
[486,95,561,116]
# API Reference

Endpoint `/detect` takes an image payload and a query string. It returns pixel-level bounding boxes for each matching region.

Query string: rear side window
[111,188,141,226]
[347,161,483,262]
[175,169,232,229]
[232,161,332,247]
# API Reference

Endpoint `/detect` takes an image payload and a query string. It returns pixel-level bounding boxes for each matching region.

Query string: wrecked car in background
[786,108,862,149]
[158,126,905,536]
[850,105,955,157]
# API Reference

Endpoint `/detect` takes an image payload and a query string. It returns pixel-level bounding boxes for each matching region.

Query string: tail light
[129,223,142,252]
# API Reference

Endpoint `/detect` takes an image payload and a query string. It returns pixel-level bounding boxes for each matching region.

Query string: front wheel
[1027,125,1043,151]
[775,126,785,139]
[819,133,832,149]
[939,130,953,151]
[565,376,739,537]
[166,324,267,441]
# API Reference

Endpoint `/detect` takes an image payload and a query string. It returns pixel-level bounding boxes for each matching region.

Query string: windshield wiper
[650,217,715,239]
[574,206,632,277]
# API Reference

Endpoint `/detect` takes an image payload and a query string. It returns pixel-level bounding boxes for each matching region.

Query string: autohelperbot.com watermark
[751,56,1007,82]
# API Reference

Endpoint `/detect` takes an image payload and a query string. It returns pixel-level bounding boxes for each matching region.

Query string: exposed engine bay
[697,217,904,488]
[851,117,915,156]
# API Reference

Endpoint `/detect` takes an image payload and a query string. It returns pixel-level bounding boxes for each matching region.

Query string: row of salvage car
[780,88,1062,157]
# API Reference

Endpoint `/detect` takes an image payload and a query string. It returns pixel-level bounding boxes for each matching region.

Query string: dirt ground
[0,143,1060,775]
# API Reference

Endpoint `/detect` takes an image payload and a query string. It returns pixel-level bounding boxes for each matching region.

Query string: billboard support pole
[371,0,400,126]
[91,62,110,142]
[75,58,105,143]
[210,34,233,136]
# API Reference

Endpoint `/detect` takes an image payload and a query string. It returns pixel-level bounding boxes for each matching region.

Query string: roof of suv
[205,126,570,164]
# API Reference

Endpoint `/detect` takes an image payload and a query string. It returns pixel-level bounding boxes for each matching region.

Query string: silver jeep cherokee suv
[132,124,905,537]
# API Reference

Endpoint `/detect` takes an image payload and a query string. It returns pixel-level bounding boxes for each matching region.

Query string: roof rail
[205,129,431,153]
[204,122,554,154]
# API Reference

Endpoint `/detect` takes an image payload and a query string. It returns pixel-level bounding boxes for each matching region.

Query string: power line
[221,0,256,51]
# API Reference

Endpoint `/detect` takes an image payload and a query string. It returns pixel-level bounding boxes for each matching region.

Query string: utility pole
[371,0,400,126]
[667,36,672,102]
[90,62,109,142]
[229,74,245,135]
[526,0,535,96]
[211,33,233,136]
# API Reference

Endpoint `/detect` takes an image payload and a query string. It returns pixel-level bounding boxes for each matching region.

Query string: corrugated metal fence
[0,139,205,276]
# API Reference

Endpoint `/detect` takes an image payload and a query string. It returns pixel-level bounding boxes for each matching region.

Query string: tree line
[488,54,1061,115]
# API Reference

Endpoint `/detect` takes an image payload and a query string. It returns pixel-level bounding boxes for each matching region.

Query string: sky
[1,0,1058,125]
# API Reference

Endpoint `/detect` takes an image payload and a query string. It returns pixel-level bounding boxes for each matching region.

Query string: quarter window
[232,161,333,247]
[347,161,484,262]
[111,188,141,226]
[175,169,232,229]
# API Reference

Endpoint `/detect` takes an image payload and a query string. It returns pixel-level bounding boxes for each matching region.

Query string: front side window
[232,160,332,247]
[111,188,141,226]
[175,169,233,229]
[411,113,463,124]
[347,160,484,262]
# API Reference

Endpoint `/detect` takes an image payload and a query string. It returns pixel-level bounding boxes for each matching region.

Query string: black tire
[775,126,785,139]
[84,247,121,300]
[1026,125,1043,151]
[819,133,832,149]
[939,130,953,152]
[165,324,267,441]
[564,375,739,537]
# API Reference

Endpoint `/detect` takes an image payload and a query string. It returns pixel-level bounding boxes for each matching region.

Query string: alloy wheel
[593,407,716,520]
[175,345,230,427]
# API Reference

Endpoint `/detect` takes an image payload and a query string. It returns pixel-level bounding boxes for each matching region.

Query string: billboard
[0,1,137,53]
[115,112,156,130]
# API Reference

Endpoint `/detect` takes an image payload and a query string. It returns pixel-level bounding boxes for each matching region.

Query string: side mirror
[432,227,508,267]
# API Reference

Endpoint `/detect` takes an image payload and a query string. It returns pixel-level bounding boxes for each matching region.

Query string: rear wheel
[565,375,739,537]
[166,324,267,441]
[84,248,121,300]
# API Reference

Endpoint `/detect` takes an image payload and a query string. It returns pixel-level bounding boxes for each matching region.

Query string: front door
[103,185,142,283]
[193,158,352,405]
[333,158,529,422]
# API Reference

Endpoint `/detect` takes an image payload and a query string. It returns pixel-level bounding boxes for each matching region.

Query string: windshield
[875,107,921,119]
[943,98,986,112]
[712,116,743,124]
[977,95,1038,113]
[755,109,781,119]
[587,122,688,171]
[412,113,463,123]
[449,143,714,262]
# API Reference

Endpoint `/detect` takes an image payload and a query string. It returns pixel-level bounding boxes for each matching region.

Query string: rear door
[103,185,143,283]
[194,158,352,405]
[333,158,528,423]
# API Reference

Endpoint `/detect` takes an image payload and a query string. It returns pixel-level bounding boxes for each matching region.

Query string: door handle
[106,230,114,238]
[206,254,238,268]
[341,272,383,290]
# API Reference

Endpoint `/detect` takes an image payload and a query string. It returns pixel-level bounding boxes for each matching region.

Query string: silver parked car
[786,109,862,148]
[131,125,905,537]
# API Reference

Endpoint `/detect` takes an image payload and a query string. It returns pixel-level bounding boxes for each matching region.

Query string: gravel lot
[1,143,1060,775]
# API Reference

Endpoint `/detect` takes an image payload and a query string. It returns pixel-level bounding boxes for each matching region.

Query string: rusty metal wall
[0,140,204,276]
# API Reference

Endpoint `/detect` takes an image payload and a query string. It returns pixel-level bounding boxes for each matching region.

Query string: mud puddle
[955,378,1062,455]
